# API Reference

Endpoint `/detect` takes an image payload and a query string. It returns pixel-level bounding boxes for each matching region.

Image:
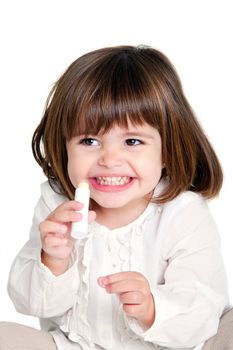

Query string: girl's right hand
[39,201,96,275]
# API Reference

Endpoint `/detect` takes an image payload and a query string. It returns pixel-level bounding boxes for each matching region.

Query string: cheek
[67,158,77,187]
[67,150,93,188]
[66,148,83,187]
[136,150,162,175]
[144,155,163,187]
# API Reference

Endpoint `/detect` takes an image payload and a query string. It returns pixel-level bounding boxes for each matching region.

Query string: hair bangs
[67,51,161,138]
[72,94,159,138]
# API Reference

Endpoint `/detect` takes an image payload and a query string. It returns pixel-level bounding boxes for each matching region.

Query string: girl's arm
[124,196,229,348]
[8,183,82,318]
[8,234,80,318]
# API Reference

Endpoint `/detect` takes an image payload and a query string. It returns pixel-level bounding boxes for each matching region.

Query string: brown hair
[32,45,223,203]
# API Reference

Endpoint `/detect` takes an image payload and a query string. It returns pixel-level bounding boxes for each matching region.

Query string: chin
[98,202,127,209]
[92,197,130,210]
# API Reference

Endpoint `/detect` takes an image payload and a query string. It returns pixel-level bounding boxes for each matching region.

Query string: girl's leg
[0,322,57,350]
[203,308,233,350]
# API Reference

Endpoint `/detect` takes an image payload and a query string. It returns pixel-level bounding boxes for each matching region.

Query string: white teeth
[96,176,131,186]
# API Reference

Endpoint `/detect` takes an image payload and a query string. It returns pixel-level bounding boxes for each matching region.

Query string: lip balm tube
[71,182,90,239]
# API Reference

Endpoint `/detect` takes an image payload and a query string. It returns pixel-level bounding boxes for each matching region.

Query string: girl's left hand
[98,271,155,329]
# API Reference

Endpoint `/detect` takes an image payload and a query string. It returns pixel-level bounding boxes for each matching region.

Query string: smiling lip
[90,176,135,192]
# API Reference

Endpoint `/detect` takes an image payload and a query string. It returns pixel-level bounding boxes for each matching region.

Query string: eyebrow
[123,131,155,139]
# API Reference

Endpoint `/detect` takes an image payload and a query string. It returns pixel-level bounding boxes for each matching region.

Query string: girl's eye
[80,138,99,146]
[125,138,142,146]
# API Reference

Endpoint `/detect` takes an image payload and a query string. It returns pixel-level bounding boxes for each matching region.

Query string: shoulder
[155,178,207,219]
[160,191,218,243]
[40,180,68,211]
[159,192,222,263]
[162,190,208,221]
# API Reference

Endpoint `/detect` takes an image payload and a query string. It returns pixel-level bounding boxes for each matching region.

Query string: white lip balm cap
[71,182,90,239]
[78,182,89,190]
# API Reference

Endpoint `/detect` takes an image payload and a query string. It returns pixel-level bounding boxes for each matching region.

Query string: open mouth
[95,176,132,186]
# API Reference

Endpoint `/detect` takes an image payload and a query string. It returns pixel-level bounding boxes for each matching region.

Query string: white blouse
[8,181,230,350]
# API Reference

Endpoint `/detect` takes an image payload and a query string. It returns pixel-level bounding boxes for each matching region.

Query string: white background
[0,0,232,329]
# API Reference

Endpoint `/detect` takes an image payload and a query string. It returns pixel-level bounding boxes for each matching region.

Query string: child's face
[67,121,162,213]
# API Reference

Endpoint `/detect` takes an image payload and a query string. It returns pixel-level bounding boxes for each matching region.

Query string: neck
[93,198,150,229]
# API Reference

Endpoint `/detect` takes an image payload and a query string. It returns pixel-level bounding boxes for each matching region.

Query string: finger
[100,271,145,284]
[97,277,106,288]
[105,279,144,294]
[47,200,83,221]
[40,221,68,236]
[43,234,68,247]
[48,209,82,224]
[50,200,83,214]
[123,303,145,318]
[119,291,144,305]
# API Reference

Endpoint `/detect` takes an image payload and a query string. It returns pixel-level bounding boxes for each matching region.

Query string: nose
[97,146,123,168]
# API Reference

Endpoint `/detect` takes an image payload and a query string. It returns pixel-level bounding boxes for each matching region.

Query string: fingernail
[97,277,107,288]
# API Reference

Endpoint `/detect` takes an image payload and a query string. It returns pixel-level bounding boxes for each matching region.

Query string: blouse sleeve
[8,182,80,319]
[125,195,230,348]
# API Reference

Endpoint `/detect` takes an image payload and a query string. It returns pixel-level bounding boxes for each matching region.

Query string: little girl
[1,45,232,350]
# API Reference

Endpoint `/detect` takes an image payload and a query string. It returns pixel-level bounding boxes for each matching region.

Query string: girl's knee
[203,308,233,350]
[0,321,16,334]
[220,307,233,327]
[0,322,16,349]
